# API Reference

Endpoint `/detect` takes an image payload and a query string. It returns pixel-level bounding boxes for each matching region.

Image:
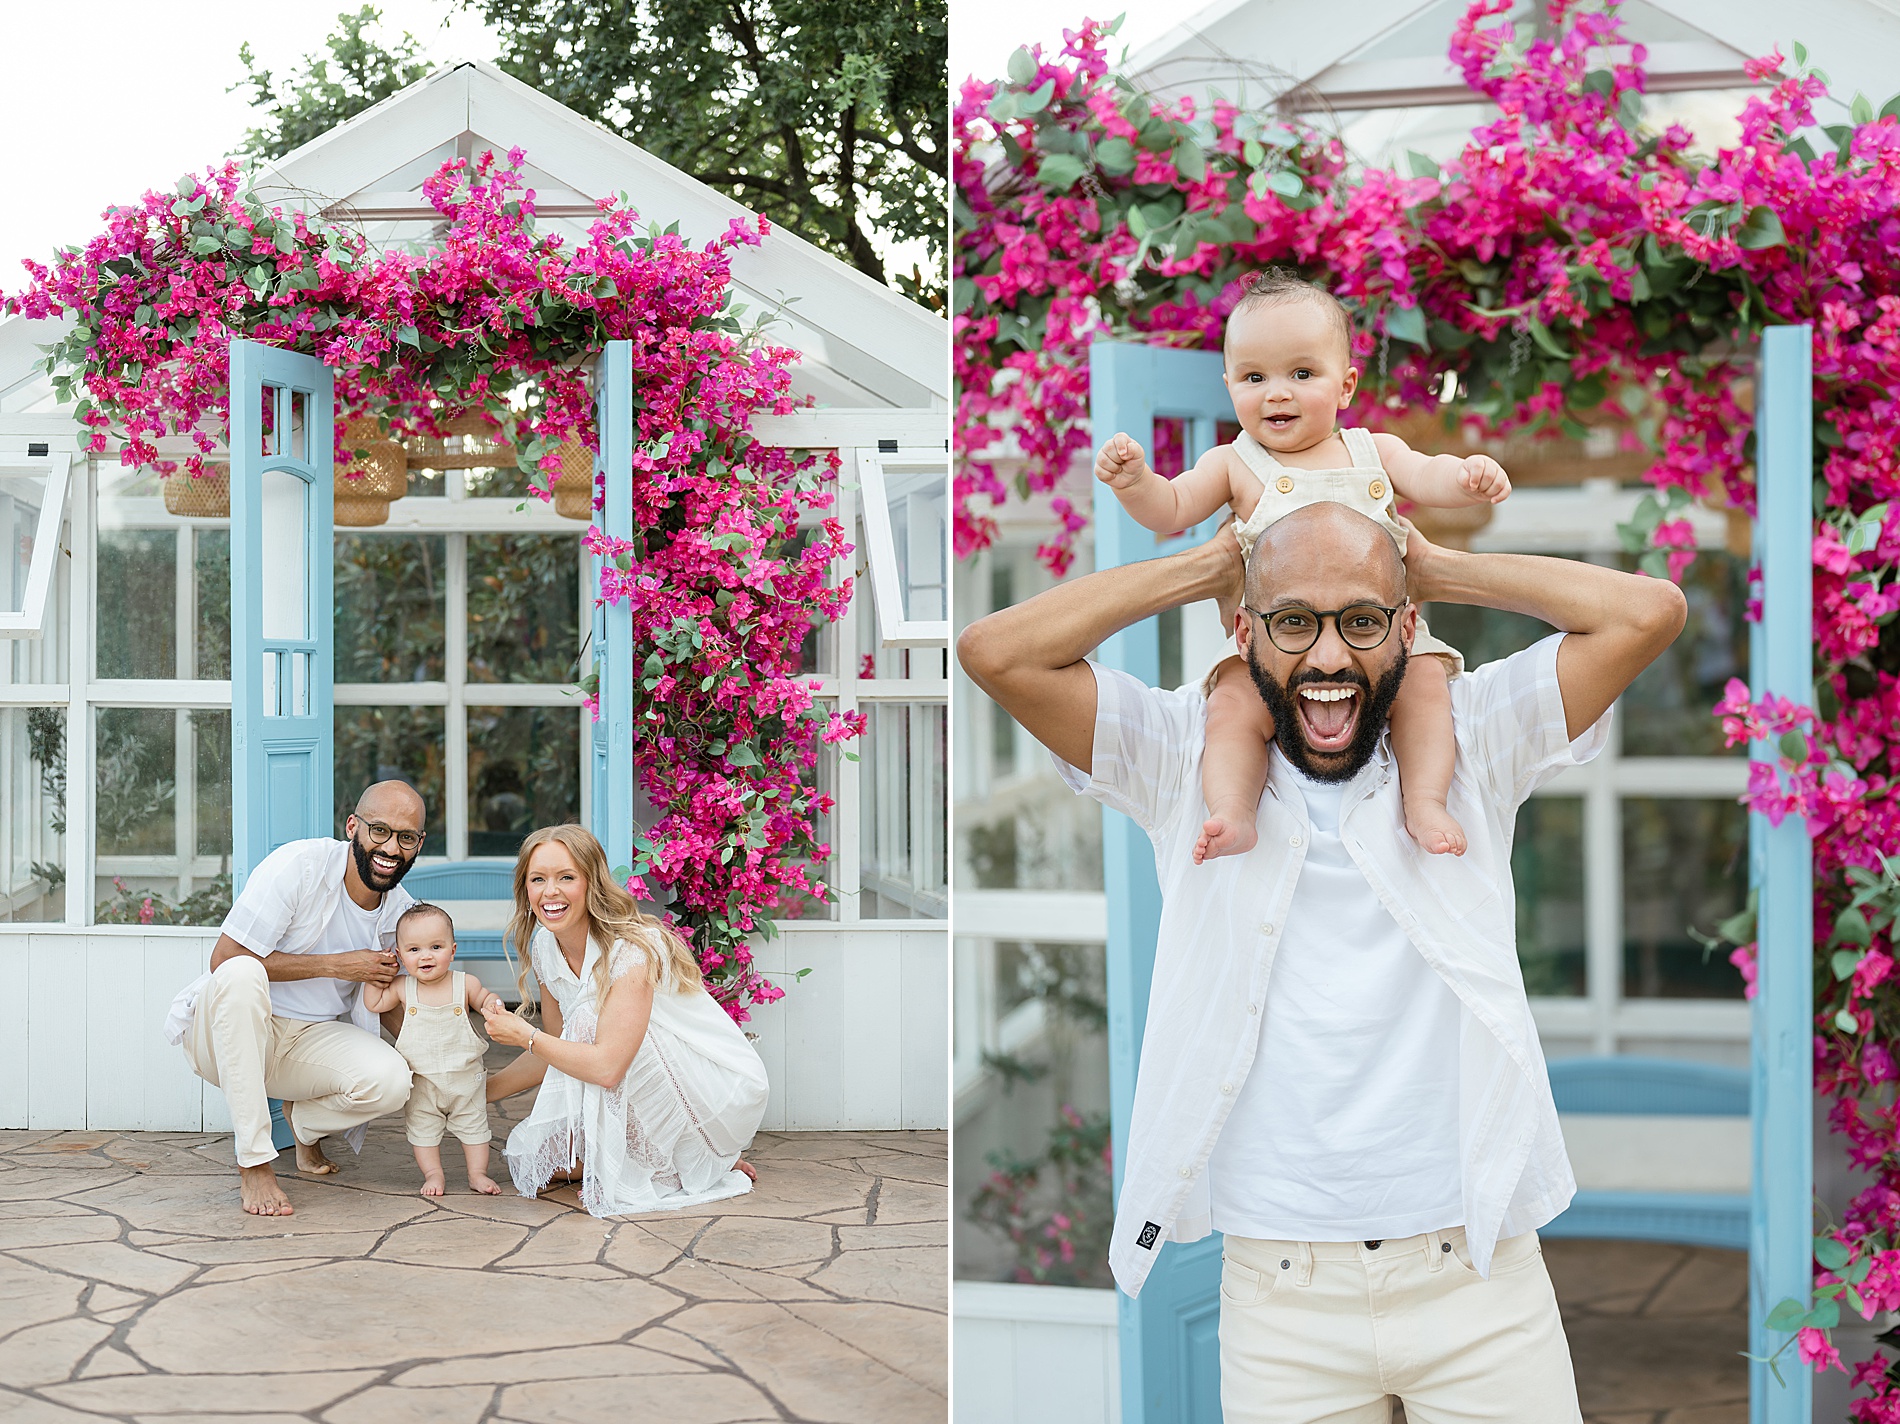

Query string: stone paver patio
[0,1091,946,1424]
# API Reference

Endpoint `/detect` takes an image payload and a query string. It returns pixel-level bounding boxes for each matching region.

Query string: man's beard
[351,834,416,892]
[1246,640,1409,783]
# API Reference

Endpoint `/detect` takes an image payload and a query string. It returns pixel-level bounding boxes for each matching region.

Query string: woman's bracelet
[528,1029,537,1056]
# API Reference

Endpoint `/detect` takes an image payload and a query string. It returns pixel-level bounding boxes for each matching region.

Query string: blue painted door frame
[1088,332,1817,1422]
[1750,325,1814,1422]
[229,339,334,888]
[589,340,634,876]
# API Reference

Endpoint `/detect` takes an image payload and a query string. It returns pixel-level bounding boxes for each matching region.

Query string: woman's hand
[482,1001,534,1049]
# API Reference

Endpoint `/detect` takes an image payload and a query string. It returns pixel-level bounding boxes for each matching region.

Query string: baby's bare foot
[468,1173,502,1196]
[419,1173,446,1198]
[1405,797,1468,856]
[1194,802,1259,864]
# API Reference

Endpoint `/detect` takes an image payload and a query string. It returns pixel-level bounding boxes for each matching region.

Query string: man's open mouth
[370,853,402,876]
[1296,684,1361,753]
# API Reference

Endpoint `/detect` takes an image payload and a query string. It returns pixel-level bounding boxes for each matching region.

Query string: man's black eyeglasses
[357,818,425,853]
[1242,601,1408,655]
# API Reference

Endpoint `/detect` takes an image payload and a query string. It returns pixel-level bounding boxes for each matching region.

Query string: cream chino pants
[1220,1228,1583,1424]
[182,956,411,1167]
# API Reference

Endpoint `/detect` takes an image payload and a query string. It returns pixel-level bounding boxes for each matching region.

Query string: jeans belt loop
[1426,1229,1447,1272]
[1295,1240,1314,1287]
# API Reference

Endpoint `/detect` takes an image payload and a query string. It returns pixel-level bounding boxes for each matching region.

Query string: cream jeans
[181,956,411,1167]
[1219,1228,1583,1424]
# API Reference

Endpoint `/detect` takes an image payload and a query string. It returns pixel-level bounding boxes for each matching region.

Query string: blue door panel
[591,341,633,877]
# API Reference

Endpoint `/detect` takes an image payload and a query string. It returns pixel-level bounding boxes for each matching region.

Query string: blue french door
[1090,339,1230,1423]
[229,340,334,888]
[589,340,634,877]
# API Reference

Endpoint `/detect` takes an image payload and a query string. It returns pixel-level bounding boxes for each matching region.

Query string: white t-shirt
[1207,760,1465,1241]
[267,890,385,1023]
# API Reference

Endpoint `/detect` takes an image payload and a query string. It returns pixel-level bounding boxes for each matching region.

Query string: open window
[0,452,71,638]
[856,446,949,648]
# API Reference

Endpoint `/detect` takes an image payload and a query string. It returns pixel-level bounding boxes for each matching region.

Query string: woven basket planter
[162,464,230,518]
[335,417,407,527]
[405,412,512,470]
[551,440,597,521]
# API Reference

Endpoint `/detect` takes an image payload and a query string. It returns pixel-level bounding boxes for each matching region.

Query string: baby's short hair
[396,902,453,940]
[1226,268,1354,364]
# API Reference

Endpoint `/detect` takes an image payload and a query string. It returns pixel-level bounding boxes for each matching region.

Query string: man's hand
[334,949,400,985]
[1095,433,1152,492]
[1458,454,1511,504]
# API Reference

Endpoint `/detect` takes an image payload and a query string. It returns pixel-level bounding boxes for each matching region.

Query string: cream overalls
[1227,424,1464,672]
[397,972,491,1147]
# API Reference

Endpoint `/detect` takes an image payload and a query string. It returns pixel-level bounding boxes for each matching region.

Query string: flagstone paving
[0,1099,947,1424]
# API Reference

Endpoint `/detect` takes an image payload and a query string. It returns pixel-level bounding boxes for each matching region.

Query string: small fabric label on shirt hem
[1137,1221,1161,1250]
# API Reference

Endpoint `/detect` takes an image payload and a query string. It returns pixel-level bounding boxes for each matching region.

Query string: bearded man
[164,782,429,1217]
[958,503,1686,1421]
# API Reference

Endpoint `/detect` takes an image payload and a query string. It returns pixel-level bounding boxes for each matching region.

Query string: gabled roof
[1,60,945,412]
[1125,0,1893,122]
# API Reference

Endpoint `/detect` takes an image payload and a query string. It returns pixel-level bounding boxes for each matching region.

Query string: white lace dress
[503,930,770,1215]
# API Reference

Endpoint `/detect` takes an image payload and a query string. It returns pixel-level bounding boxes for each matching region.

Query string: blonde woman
[482,824,769,1213]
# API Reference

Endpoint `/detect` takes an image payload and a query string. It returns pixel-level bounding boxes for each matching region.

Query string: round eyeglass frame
[1242,600,1409,655]
[356,817,426,854]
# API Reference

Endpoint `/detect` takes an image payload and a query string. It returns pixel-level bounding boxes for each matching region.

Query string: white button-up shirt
[1056,632,1608,1294]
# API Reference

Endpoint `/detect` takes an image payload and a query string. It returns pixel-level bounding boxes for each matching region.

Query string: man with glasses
[163,782,429,1216]
[959,502,1685,1419]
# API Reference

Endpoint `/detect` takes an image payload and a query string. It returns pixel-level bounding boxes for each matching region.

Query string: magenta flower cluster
[960,0,1900,1399]
[7,148,861,1021]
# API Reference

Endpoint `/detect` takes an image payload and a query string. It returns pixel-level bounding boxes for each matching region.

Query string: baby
[363,903,505,1197]
[1096,268,1511,862]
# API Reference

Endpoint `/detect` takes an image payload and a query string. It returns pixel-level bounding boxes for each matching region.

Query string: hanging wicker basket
[335,416,407,526]
[162,463,230,519]
[551,440,597,521]
[405,411,512,470]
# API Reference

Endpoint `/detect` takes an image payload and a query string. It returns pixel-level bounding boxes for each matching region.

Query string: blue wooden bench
[1539,1056,1750,1250]
[267,859,518,1150]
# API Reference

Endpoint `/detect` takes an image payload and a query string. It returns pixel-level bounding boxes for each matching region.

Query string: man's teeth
[1299,687,1356,702]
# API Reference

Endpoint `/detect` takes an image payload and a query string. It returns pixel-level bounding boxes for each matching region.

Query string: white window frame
[856,446,950,648]
[0,453,71,638]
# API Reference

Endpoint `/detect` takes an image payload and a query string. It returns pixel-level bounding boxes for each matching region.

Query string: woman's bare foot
[418,1173,446,1198]
[468,1173,503,1195]
[238,1162,294,1216]
[1404,796,1468,856]
[735,1158,757,1183]
[282,1103,339,1175]
[1193,797,1259,864]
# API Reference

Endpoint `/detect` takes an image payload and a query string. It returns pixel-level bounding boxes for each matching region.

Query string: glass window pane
[860,701,947,920]
[778,739,837,921]
[1512,797,1585,996]
[1622,797,1747,999]
[259,470,307,642]
[195,529,230,680]
[194,710,231,861]
[335,535,446,683]
[334,707,446,845]
[466,534,579,684]
[0,707,67,922]
[96,529,178,679]
[9,513,67,684]
[1415,597,1560,670]
[0,464,53,618]
[96,707,175,856]
[1618,551,1748,756]
[467,706,580,857]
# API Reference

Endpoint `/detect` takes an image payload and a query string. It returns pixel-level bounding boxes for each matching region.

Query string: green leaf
[1006,46,1037,86]
[1810,1296,1842,1329]
[725,744,762,768]
[1385,304,1428,347]
[1845,503,1887,555]
[1036,154,1087,191]
[1095,136,1137,176]
[1404,149,1439,179]
[1526,315,1573,359]
[1779,730,1809,762]
[1581,69,1616,97]
[1265,169,1304,199]
[1837,1008,1861,1034]
[1735,206,1786,249]
[1793,41,1807,67]
[1815,1235,1852,1270]
[1017,79,1057,115]
[1852,91,1874,126]
[1616,89,1643,132]
[1883,92,1900,123]
[1126,204,1149,238]
[1174,141,1207,183]
[1716,907,1756,944]
[1764,1297,1809,1332]
[1836,905,1872,947]
[1834,949,1863,980]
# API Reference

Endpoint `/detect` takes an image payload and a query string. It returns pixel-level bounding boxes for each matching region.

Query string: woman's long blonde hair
[505,824,703,1014]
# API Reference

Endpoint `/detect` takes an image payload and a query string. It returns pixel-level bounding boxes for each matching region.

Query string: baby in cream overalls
[1096,269,1513,862]
[363,903,504,1196]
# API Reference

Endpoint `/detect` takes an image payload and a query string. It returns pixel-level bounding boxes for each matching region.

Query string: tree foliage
[235,7,434,160]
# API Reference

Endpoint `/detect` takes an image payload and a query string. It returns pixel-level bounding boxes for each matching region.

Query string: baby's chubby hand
[1095,433,1151,491]
[1458,454,1511,504]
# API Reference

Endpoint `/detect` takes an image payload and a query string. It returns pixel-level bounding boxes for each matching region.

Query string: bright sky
[0,1,498,289]
[950,0,1185,95]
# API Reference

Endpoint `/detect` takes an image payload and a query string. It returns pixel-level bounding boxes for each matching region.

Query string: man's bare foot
[1193,800,1259,864]
[468,1173,502,1195]
[238,1162,294,1216]
[282,1103,339,1175]
[735,1158,757,1183]
[419,1173,446,1198]
[1405,797,1468,856]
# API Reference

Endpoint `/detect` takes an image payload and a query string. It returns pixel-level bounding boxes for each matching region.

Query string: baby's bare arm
[1098,436,1242,534]
[463,973,501,1018]
[1372,433,1510,508]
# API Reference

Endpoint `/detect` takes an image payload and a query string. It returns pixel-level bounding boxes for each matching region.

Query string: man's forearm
[1410,545,1672,635]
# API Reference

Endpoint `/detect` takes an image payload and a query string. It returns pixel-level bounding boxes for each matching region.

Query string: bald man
[959,506,1685,1420]
[163,783,430,1216]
